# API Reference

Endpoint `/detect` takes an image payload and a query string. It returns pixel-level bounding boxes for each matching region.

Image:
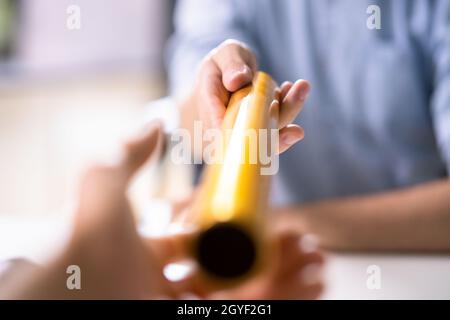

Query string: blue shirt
[167,0,450,205]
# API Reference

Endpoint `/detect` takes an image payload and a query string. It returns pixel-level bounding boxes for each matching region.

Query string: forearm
[280,179,450,251]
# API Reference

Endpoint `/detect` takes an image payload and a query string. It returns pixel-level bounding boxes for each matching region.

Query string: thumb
[211,40,257,92]
[120,120,163,183]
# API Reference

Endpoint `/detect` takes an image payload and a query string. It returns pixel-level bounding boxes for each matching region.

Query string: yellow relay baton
[190,71,279,286]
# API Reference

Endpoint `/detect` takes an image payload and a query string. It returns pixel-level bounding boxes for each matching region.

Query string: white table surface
[1,215,449,300]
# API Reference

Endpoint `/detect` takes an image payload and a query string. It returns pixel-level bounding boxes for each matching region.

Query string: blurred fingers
[197,61,229,129]
[211,39,257,92]
[77,121,162,213]
[197,40,257,130]
[120,121,163,181]
[278,124,305,153]
[279,81,293,99]
[278,79,310,129]
[144,230,196,266]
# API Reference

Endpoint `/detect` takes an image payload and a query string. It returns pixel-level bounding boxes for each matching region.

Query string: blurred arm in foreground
[0,121,323,299]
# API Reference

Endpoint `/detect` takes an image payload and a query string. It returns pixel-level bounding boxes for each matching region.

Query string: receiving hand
[69,121,324,299]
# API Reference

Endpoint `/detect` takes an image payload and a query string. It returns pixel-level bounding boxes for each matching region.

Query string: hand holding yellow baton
[190,71,279,286]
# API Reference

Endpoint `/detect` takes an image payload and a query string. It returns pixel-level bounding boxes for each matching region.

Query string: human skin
[179,39,450,252]
[0,122,324,299]
[179,40,311,156]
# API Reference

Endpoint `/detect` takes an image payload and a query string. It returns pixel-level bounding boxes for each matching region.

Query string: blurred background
[0,0,186,220]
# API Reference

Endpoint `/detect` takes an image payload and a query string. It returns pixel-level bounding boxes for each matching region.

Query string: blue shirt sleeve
[430,0,450,175]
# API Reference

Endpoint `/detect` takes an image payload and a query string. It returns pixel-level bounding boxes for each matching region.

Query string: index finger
[278,79,310,129]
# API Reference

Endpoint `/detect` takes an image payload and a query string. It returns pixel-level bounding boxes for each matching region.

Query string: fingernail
[299,234,319,253]
[300,263,323,285]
